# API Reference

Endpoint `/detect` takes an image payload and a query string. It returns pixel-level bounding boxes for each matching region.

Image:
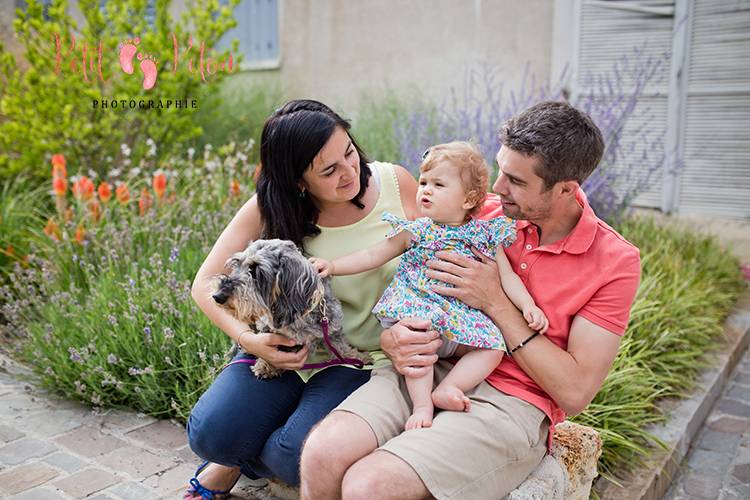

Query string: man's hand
[425,248,512,314]
[380,318,441,378]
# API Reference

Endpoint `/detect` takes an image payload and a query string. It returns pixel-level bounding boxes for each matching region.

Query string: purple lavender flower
[169,247,179,263]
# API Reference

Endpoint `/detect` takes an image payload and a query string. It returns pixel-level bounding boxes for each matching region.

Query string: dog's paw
[355,350,374,365]
[252,360,284,379]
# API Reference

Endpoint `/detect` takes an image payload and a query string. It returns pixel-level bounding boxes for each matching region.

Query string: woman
[184,99,421,499]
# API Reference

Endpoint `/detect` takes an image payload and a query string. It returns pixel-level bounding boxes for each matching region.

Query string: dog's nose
[213,292,229,305]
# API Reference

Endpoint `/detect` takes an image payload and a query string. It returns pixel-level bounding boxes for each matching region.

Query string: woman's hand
[381,318,441,378]
[241,332,310,371]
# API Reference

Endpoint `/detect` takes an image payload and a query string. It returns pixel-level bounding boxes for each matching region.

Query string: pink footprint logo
[117,38,140,74]
[136,52,159,90]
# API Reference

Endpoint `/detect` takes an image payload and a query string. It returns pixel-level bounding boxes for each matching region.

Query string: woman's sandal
[183,461,239,500]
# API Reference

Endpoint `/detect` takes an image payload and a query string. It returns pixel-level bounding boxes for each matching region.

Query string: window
[216,0,279,70]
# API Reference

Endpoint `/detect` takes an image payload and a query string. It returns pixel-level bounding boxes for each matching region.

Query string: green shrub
[0,177,49,286]
[0,0,240,181]
[574,216,747,478]
[192,76,285,165]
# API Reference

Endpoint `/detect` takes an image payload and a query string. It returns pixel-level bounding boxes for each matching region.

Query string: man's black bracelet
[506,331,541,358]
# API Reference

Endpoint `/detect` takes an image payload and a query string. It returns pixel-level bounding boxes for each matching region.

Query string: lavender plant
[394,50,669,222]
[1,139,256,420]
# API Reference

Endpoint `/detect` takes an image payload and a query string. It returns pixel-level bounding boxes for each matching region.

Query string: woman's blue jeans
[185,353,371,487]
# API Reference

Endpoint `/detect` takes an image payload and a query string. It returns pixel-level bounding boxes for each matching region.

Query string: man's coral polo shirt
[476,190,641,438]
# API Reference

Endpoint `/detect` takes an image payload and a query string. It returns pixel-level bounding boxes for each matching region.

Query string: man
[299,101,642,500]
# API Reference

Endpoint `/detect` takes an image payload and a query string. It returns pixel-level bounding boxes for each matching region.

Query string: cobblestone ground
[663,347,750,500]
[0,355,279,500]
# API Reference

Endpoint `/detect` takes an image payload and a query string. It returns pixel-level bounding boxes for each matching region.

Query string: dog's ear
[271,254,320,328]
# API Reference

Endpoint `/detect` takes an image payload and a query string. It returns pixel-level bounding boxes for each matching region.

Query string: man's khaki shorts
[336,360,549,500]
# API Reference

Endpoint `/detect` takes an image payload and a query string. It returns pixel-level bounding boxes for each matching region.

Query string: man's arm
[425,250,622,415]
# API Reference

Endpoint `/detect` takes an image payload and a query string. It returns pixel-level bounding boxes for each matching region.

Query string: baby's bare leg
[405,364,435,430]
[432,348,505,412]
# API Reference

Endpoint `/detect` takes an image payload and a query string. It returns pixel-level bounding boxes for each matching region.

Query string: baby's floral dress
[372,212,517,351]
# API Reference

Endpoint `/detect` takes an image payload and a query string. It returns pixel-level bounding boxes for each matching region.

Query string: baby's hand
[523,306,549,334]
[308,257,334,278]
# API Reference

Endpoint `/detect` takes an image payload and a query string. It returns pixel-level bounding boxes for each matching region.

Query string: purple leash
[222,316,366,372]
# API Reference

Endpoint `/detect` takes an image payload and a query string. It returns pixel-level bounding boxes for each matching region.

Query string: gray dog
[210,239,372,378]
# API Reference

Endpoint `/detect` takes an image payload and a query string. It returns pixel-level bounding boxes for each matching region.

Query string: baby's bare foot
[405,406,433,430]
[432,384,471,412]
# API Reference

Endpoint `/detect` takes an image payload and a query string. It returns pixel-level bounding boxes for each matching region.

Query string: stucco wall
[258,0,555,112]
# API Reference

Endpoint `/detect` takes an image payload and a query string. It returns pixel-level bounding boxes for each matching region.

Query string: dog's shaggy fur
[210,239,372,378]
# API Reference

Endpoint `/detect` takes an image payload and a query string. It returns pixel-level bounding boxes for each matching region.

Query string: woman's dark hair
[256,100,372,251]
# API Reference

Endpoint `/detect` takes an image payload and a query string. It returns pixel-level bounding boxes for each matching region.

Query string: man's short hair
[498,101,605,191]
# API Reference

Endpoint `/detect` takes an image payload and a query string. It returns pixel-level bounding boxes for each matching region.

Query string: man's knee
[301,410,378,480]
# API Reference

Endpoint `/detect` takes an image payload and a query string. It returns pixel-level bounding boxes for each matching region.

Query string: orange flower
[52,155,67,180]
[44,217,61,242]
[53,177,67,196]
[115,184,130,203]
[51,154,66,169]
[4,244,14,258]
[153,173,166,202]
[90,199,101,225]
[73,224,86,244]
[65,207,74,222]
[97,182,112,204]
[253,164,262,182]
[230,178,241,200]
[72,177,95,203]
[139,188,152,216]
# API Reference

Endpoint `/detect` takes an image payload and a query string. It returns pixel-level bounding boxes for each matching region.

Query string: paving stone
[727,479,750,498]
[689,449,732,476]
[54,468,122,498]
[699,430,742,455]
[0,437,58,465]
[0,424,26,443]
[98,446,177,480]
[719,489,745,500]
[14,408,84,437]
[43,452,89,473]
[108,480,153,500]
[0,461,59,494]
[125,420,187,450]
[720,399,750,418]
[709,417,750,435]
[727,385,750,401]
[10,487,68,500]
[178,445,202,465]
[735,445,750,465]
[733,463,750,483]
[684,470,722,499]
[54,426,128,457]
[733,372,750,385]
[141,462,194,495]
[86,409,157,434]
[87,494,118,500]
[0,394,48,420]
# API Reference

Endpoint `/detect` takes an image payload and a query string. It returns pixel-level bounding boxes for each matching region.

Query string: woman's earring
[299,188,306,199]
